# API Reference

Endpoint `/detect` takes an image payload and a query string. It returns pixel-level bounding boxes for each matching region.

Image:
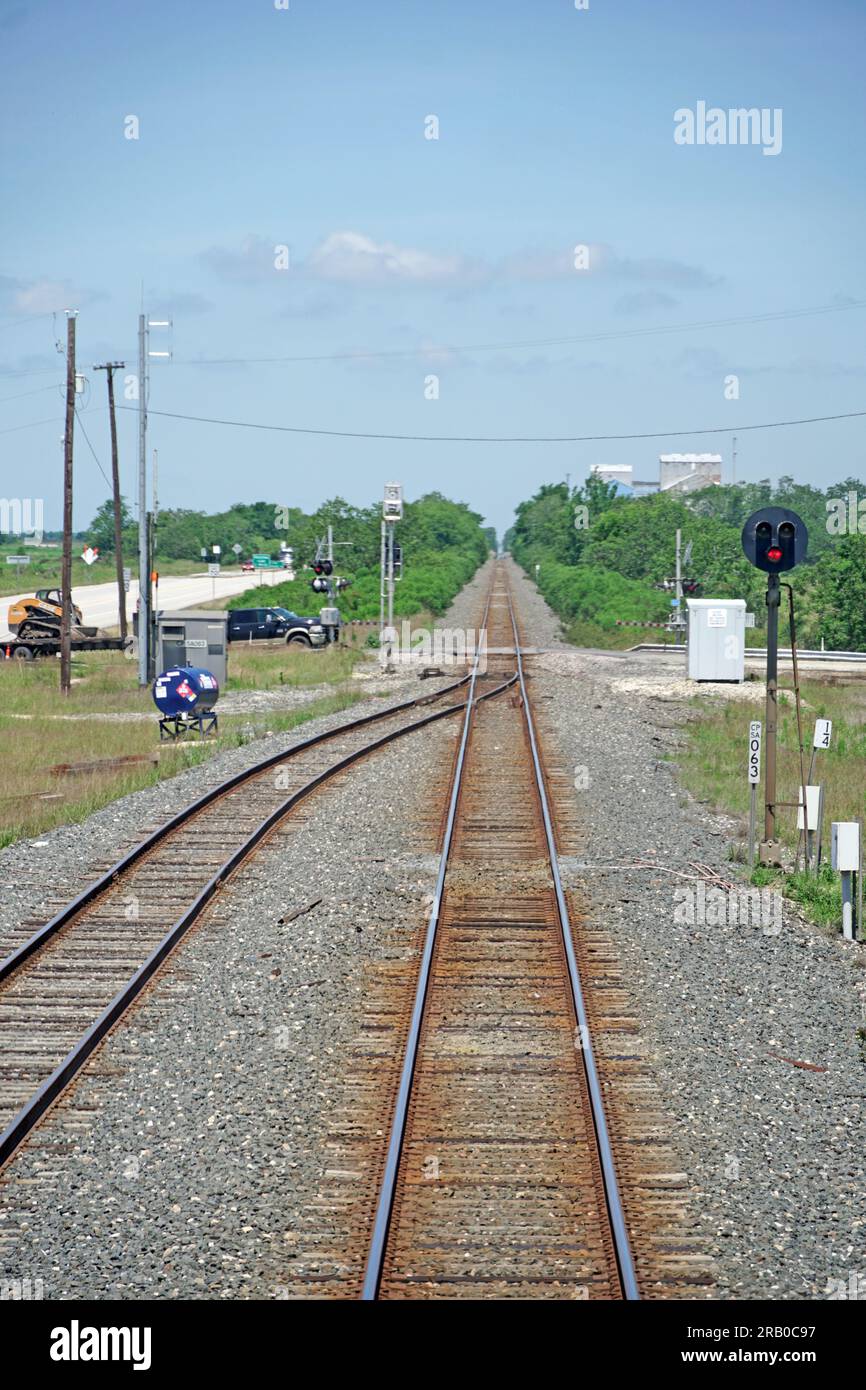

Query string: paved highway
[1,570,284,638]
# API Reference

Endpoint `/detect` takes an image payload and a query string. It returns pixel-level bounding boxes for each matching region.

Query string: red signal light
[766,546,783,562]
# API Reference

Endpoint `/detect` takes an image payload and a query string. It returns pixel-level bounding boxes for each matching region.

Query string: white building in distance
[590,464,633,491]
[658,453,722,494]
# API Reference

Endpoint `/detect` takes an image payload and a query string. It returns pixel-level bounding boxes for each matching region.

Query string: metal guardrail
[630,643,866,664]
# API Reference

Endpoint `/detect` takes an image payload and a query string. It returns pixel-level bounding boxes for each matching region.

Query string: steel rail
[0,672,517,1172]
[0,675,471,987]
[360,587,513,1300]
[506,586,640,1301]
[361,574,639,1301]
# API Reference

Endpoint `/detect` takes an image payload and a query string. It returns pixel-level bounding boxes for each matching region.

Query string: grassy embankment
[680,676,866,931]
[0,643,363,848]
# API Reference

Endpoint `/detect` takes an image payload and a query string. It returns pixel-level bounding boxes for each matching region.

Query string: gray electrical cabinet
[155,610,229,685]
[686,599,746,682]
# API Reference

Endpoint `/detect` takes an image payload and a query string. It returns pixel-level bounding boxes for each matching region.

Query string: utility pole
[94,361,127,639]
[732,435,737,487]
[137,313,148,686]
[60,312,77,695]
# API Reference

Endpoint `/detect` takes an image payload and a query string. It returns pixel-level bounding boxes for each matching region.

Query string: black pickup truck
[227,606,326,647]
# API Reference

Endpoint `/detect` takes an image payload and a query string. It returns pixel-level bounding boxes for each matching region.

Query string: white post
[832,822,861,940]
[748,721,761,868]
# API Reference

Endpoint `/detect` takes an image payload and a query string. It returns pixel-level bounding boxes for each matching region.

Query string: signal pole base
[759,840,783,869]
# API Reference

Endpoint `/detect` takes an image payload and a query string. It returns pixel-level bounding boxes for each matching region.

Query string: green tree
[811,535,866,649]
[86,496,135,552]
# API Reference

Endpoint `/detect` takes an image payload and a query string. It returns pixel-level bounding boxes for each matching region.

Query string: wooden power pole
[94,361,127,638]
[60,312,77,696]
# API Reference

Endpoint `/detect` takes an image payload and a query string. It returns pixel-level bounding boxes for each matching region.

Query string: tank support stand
[158,711,219,741]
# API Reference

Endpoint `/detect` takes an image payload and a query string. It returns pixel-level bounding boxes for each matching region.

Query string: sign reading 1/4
[813,719,832,750]
[748,721,762,783]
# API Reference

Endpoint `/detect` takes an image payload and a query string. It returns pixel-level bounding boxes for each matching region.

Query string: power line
[2,297,863,382]
[119,404,866,445]
[0,405,105,436]
[74,405,113,489]
[0,311,55,332]
[171,299,866,369]
[0,382,64,406]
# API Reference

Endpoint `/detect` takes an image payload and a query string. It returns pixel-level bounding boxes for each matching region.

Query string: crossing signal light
[741,507,807,574]
[312,559,333,576]
[311,576,328,593]
[681,579,700,595]
[392,543,403,578]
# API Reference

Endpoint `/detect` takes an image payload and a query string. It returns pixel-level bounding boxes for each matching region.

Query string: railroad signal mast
[310,524,350,641]
[660,531,696,643]
[381,483,403,656]
[741,506,809,865]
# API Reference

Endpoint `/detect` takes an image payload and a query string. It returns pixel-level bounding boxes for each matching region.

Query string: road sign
[212,544,221,555]
[813,718,832,750]
[5,555,30,566]
[232,543,242,555]
[252,554,269,568]
[81,547,99,566]
[208,563,220,577]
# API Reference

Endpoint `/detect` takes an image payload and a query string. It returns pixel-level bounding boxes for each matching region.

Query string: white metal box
[831,822,860,872]
[687,599,746,683]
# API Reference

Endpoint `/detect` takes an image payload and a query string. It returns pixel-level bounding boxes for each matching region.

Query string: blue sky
[1,0,864,538]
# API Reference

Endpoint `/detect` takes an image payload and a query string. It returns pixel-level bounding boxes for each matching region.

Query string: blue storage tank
[152,668,220,718]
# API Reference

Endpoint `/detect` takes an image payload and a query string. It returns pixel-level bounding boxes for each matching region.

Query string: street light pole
[137,313,148,686]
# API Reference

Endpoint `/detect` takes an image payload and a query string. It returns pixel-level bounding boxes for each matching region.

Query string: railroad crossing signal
[741,506,808,574]
[312,558,333,576]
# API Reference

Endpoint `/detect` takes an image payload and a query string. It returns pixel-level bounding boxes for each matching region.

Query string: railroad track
[0,656,516,1172]
[359,565,639,1300]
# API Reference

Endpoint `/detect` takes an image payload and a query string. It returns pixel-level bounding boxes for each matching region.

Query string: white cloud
[0,275,97,315]
[306,231,478,285]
